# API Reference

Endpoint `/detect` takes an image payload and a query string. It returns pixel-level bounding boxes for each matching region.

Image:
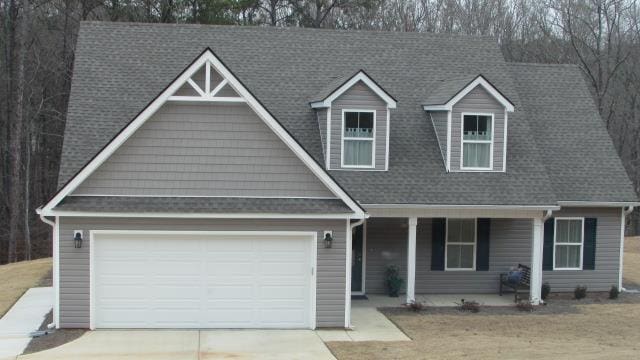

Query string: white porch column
[530,217,544,304]
[407,217,418,304]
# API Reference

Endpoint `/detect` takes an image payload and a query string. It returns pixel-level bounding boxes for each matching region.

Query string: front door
[351,225,364,293]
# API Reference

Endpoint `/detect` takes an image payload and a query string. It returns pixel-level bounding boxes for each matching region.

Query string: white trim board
[423,75,515,112]
[41,49,365,218]
[38,210,354,219]
[310,71,397,109]
[89,230,318,330]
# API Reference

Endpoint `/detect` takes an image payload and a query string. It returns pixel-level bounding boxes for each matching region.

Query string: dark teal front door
[351,225,364,293]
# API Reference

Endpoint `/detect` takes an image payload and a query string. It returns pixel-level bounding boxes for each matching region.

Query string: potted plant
[385,265,404,297]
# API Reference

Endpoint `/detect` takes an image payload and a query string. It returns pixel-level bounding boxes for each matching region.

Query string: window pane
[344,112,373,138]
[344,140,372,166]
[463,143,490,168]
[448,219,462,243]
[556,219,582,243]
[463,115,492,140]
[555,245,581,268]
[460,219,475,241]
[568,220,582,243]
[447,245,461,268]
[460,245,474,268]
[447,244,474,269]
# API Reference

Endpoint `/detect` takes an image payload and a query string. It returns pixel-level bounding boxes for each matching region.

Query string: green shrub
[609,285,620,299]
[457,299,481,313]
[574,285,587,300]
[385,265,404,297]
[541,282,551,300]
[516,301,534,312]
[405,300,425,312]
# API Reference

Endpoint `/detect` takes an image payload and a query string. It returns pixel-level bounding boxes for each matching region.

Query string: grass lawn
[0,258,52,317]
[327,236,640,359]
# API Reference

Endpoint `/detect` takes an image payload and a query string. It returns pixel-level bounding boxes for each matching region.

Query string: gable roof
[42,47,365,216]
[510,63,638,203]
[423,74,514,112]
[55,22,637,208]
[309,70,397,108]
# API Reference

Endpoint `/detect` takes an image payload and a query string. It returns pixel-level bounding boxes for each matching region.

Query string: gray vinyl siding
[58,217,346,328]
[365,218,531,294]
[429,111,448,165]
[450,86,505,172]
[543,207,622,292]
[316,108,328,163]
[72,103,335,198]
[329,81,388,170]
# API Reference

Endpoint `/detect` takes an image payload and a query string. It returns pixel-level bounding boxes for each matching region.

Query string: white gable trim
[310,71,397,109]
[42,49,365,218]
[423,75,515,112]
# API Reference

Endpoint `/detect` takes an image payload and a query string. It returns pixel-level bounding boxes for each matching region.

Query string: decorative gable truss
[40,48,366,218]
[168,61,244,103]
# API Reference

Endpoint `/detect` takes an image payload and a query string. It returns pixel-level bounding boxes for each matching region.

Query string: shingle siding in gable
[58,217,347,328]
[329,81,387,170]
[450,86,505,172]
[72,103,335,198]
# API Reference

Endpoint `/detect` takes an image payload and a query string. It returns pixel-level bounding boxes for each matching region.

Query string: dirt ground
[327,236,640,360]
[623,236,640,287]
[0,258,52,317]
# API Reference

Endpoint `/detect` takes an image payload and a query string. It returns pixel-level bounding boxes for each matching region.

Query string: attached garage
[90,231,317,329]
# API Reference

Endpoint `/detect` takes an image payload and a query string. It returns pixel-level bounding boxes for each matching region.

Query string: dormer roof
[310,70,397,109]
[423,74,515,112]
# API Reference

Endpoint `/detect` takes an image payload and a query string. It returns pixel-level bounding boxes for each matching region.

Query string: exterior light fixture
[323,231,333,249]
[74,231,83,249]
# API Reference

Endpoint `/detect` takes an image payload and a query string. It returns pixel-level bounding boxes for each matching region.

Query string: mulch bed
[22,311,87,355]
[380,292,640,317]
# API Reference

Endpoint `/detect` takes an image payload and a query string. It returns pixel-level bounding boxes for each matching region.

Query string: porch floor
[356,294,516,307]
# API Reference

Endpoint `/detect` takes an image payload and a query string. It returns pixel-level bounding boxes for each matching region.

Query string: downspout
[621,206,634,292]
[37,208,57,329]
[543,209,553,221]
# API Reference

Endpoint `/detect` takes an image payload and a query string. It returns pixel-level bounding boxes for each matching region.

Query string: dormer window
[462,113,493,170]
[343,110,375,167]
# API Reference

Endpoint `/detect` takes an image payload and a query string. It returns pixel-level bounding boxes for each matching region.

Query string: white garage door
[92,231,315,329]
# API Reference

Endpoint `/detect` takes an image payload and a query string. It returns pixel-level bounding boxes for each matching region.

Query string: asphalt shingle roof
[55,196,353,214]
[423,74,478,105]
[57,21,637,208]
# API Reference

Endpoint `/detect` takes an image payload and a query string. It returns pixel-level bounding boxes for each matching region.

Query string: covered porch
[349,206,552,311]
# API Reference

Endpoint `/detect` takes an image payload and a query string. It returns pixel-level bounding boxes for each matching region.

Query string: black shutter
[583,218,597,270]
[543,218,554,271]
[476,219,490,271]
[431,218,446,271]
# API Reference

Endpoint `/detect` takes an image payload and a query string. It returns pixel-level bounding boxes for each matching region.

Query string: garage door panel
[93,232,313,329]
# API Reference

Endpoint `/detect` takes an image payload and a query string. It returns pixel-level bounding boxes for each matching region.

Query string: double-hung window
[554,218,584,270]
[446,219,476,270]
[342,111,375,167]
[462,114,493,169]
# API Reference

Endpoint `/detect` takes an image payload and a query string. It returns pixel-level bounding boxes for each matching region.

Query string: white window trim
[460,112,494,171]
[340,109,376,169]
[553,217,584,271]
[444,218,477,271]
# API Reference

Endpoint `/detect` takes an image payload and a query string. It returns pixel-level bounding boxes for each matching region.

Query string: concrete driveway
[19,329,336,360]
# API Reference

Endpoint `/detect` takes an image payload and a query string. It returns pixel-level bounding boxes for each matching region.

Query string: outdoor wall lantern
[323,231,333,249]
[73,231,83,249]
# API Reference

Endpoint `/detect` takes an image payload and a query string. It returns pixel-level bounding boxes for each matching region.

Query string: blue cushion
[507,270,523,284]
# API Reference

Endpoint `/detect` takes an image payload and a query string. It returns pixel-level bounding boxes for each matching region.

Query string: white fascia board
[557,201,640,207]
[362,204,561,211]
[423,76,515,113]
[42,49,365,218]
[40,210,354,219]
[314,71,397,109]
